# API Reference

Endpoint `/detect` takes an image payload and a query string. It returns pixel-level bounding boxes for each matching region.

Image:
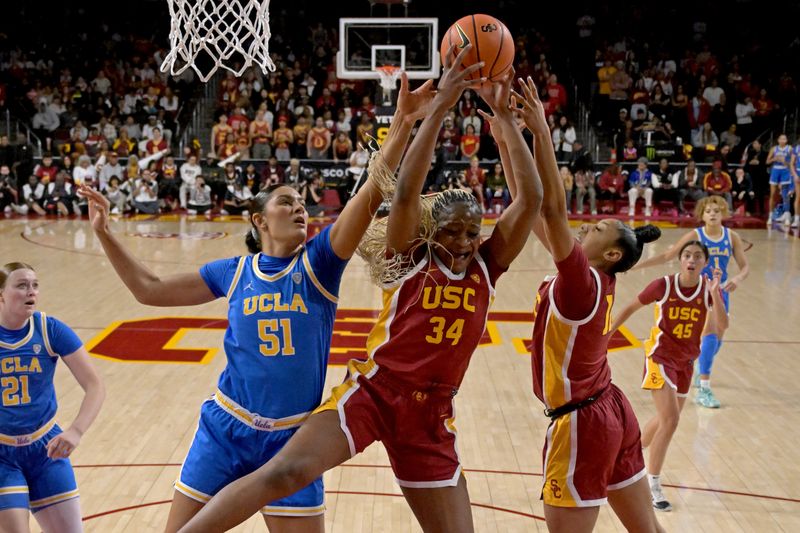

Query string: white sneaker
[3,205,11,214]
[780,211,792,225]
[767,213,773,226]
[591,209,598,215]
[187,209,197,215]
[650,486,672,512]
[645,207,653,217]
[219,209,229,216]
[792,216,800,228]
[629,206,636,216]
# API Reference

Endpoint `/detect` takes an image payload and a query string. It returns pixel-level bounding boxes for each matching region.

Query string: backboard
[337,17,439,80]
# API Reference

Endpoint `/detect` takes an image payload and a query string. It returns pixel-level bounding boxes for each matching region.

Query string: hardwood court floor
[2,215,799,532]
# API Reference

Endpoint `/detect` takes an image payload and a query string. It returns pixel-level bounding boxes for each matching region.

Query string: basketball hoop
[376,65,402,106]
[160,0,276,83]
[376,65,402,92]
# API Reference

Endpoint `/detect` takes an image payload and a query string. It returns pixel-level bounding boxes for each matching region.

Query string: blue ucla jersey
[771,145,792,169]
[0,312,82,435]
[696,226,732,283]
[794,145,800,171]
[199,226,347,419]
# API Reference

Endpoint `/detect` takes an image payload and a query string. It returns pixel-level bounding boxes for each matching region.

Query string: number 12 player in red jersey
[513,77,665,532]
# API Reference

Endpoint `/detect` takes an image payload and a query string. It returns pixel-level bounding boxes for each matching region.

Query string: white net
[376,66,402,106]
[161,0,276,83]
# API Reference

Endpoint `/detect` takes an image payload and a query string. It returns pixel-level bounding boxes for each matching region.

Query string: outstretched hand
[396,73,436,124]
[477,68,515,116]
[511,76,549,136]
[434,44,486,111]
[78,185,110,234]
[707,267,723,294]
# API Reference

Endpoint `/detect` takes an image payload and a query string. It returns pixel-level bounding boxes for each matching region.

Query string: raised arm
[707,269,729,332]
[79,185,217,306]
[633,229,697,270]
[513,77,572,262]
[477,74,542,268]
[386,45,484,255]
[328,73,436,259]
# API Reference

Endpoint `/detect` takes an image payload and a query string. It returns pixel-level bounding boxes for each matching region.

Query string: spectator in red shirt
[34,153,60,184]
[545,73,568,113]
[703,161,733,211]
[459,124,480,161]
[688,88,712,131]
[464,156,486,209]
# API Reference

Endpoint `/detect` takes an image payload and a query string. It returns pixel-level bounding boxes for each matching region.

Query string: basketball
[440,14,515,86]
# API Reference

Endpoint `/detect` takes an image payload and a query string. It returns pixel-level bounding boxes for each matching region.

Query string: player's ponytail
[0,262,35,289]
[611,224,661,274]
[244,184,285,254]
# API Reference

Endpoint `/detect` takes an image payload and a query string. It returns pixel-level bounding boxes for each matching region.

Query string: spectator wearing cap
[703,161,733,210]
[628,157,654,216]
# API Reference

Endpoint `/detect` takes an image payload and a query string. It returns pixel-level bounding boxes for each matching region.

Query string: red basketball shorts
[315,359,461,488]
[540,384,645,507]
[642,355,694,397]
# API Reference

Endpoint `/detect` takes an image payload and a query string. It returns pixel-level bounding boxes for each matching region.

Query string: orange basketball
[440,14,515,86]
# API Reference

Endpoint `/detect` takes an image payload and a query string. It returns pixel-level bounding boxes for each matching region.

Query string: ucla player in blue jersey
[766,133,793,225]
[790,139,800,228]
[0,262,105,533]
[634,196,749,408]
[78,73,436,533]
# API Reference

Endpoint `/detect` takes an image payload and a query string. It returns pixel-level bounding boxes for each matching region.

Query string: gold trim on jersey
[0,416,57,447]
[0,316,34,350]
[40,313,56,357]
[302,252,338,303]
[213,390,310,431]
[226,256,248,300]
[251,252,301,282]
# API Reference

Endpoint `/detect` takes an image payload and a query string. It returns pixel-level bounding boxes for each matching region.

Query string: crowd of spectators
[1,2,796,220]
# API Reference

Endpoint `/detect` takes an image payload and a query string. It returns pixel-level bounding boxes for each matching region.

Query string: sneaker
[591,209,598,215]
[767,213,774,225]
[695,387,721,408]
[780,211,792,225]
[651,486,672,512]
[645,207,652,217]
[792,216,800,228]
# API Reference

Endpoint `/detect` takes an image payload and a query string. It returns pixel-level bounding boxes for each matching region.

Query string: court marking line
[71,463,800,504]
[80,494,545,522]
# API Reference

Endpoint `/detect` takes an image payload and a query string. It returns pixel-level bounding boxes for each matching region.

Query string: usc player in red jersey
[610,241,727,512]
[514,78,664,533]
[178,49,542,533]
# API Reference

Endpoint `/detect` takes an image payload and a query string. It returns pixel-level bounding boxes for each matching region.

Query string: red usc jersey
[365,243,504,389]
[531,247,615,410]
[640,274,711,367]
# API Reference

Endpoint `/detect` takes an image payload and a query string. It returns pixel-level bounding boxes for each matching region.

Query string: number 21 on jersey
[1,376,31,406]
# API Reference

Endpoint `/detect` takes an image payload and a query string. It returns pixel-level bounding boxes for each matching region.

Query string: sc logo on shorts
[549,479,562,499]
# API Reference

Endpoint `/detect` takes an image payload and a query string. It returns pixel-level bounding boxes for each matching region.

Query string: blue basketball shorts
[769,167,792,186]
[0,423,79,511]
[175,398,324,517]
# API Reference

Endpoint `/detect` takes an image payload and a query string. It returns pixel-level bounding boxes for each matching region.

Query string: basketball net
[376,65,402,106]
[160,0,276,83]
